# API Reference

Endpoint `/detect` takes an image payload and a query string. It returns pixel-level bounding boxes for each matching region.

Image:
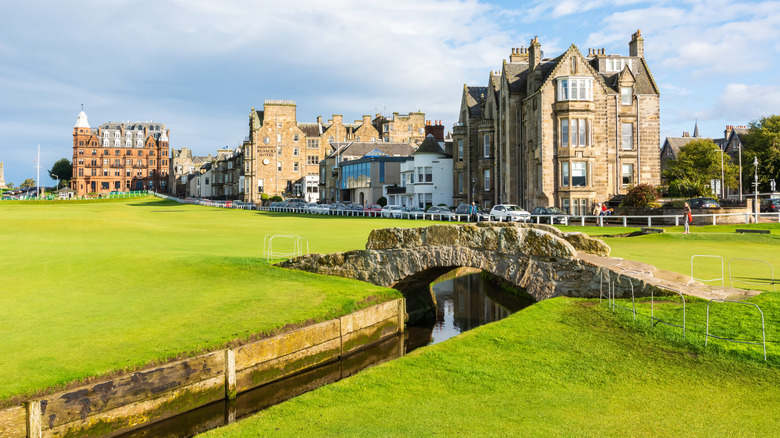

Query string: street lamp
[471,178,476,204]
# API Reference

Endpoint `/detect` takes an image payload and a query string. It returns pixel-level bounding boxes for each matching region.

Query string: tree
[49,158,72,188]
[662,139,738,197]
[20,178,36,189]
[740,115,780,192]
[620,183,660,208]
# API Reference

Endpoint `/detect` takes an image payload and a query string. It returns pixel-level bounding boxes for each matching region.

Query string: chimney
[725,125,733,138]
[682,132,689,137]
[317,116,322,124]
[529,37,541,71]
[509,47,528,63]
[332,115,343,125]
[425,120,445,141]
[629,29,644,57]
[362,115,371,125]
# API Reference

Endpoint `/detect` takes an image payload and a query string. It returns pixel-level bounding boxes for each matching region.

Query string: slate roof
[414,134,445,155]
[504,62,529,94]
[297,123,321,137]
[465,86,487,119]
[327,142,416,159]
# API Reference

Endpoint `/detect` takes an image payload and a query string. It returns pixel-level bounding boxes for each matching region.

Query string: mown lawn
[0,197,435,403]
[201,297,780,438]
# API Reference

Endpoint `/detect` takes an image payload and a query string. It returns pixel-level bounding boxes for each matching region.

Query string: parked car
[381,205,403,218]
[687,197,720,208]
[761,198,780,213]
[346,203,365,212]
[489,204,531,222]
[328,202,349,214]
[303,202,318,213]
[402,205,426,219]
[311,203,331,214]
[426,205,453,220]
[454,203,489,221]
[531,206,570,224]
[363,204,382,216]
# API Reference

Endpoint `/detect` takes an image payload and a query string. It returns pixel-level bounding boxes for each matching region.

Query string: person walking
[593,202,602,226]
[470,202,477,223]
[683,202,692,234]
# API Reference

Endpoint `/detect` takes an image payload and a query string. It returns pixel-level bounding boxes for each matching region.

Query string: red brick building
[71,111,170,196]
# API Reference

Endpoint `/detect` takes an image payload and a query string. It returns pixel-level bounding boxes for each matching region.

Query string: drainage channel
[118,270,533,437]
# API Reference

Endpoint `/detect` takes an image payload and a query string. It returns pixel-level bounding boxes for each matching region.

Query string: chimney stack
[629,29,644,57]
[529,37,541,71]
[425,120,445,141]
[509,47,528,63]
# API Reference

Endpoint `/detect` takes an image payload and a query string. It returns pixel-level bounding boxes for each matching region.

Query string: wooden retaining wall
[0,299,405,438]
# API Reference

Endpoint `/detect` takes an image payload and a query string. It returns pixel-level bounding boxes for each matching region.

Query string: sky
[1,0,779,186]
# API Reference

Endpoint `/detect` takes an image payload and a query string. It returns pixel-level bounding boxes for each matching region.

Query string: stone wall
[0,300,404,438]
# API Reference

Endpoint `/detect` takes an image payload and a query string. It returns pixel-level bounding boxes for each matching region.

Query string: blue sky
[2,0,779,186]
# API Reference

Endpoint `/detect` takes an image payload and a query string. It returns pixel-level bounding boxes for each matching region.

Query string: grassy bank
[0,198,435,403]
[202,297,780,437]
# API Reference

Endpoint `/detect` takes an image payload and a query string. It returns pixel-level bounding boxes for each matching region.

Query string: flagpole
[36,145,40,199]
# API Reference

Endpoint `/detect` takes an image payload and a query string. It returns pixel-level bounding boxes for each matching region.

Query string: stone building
[453,31,661,214]
[319,142,417,204]
[0,162,6,189]
[372,112,427,144]
[243,100,427,203]
[396,134,453,208]
[70,111,170,196]
[170,148,211,197]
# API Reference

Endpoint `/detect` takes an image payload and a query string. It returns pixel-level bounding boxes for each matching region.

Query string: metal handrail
[650,287,686,339]
[728,258,776,292]
[705,299,766,360]
[690,255,724,285]
[611,274,636,320]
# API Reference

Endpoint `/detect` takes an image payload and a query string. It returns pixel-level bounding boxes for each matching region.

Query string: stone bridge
[279,223,759,309]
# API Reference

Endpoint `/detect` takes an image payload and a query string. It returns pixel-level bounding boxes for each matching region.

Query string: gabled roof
[414,134,445,155]
[504,62,529,94]
[465,86,487,119]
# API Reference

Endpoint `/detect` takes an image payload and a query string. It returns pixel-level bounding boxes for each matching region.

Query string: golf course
[1,196,778,437]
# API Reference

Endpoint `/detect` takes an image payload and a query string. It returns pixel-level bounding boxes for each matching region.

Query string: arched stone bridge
[279,223,759,305]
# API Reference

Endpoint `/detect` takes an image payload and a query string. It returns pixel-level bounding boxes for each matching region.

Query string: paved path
[579,253,762,301]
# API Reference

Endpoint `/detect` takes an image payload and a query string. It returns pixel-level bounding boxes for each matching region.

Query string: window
[573,199,587,216]
[91,168,97,176]
[562,198,570,214]
[572,162,587,187]
[622,163,634,186]
[277,162,281,172]
[78,168,83,177]
[103,158,108,165]
[557,77,593,101]
[484,169,491,191]
[91,150,97,155]
[561,120,568,147]
[622,123,633,150]
[307,155,318,165]
[561,162,569,187]
[115,150,120,156]
[293,147,299,157]
[457,140,464,161]
[78,149,84,155]
[606,58,632,72]
[621,86,633,105]
[561,119,590,147]
[78,158,84,165]
[307,138,319,149]
[458,172,464,193]
[293,134,299,142]
[293,162,299,172]
[483,134,490,157]
[277,147,282,157]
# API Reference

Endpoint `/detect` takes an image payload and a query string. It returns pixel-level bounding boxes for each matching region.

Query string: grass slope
[202,298,780,437]
[0,198,435,403]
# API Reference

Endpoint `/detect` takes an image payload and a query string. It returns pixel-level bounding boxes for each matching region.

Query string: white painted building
[393,135,453,208]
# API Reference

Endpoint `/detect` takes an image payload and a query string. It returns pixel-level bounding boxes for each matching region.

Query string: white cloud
[699,83,780,121]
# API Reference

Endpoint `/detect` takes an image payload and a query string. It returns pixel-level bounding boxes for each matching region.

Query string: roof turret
[74,111,90,129]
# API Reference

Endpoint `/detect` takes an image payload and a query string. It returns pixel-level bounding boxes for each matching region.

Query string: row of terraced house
[71,31,672,214]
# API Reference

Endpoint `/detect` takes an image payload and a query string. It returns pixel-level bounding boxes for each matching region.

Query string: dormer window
[557,77,592,101]
[606,58,632,72]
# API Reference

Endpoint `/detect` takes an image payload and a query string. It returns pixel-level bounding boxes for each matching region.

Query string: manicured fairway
[0,197,434,403]
[201,297,780,438]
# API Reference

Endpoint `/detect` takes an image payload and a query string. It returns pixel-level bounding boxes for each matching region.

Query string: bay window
[558,77,593,101]
[572,162,587,187]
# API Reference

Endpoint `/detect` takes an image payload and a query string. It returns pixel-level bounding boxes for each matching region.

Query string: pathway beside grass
[201,297,780,437]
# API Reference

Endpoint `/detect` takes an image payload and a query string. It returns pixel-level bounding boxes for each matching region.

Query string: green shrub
[269,195,283,202]
[377,196,388,207]
[663,199,686,209]
[620,183,660,208]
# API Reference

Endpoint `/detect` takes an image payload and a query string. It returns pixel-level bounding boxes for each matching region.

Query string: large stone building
[170,148,211,197]
[453,31,661,214]
[70,111,170,196]
[242,100,428,204]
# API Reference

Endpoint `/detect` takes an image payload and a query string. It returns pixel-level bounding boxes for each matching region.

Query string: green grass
[202,298,780,437]
[0,198,438,404]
